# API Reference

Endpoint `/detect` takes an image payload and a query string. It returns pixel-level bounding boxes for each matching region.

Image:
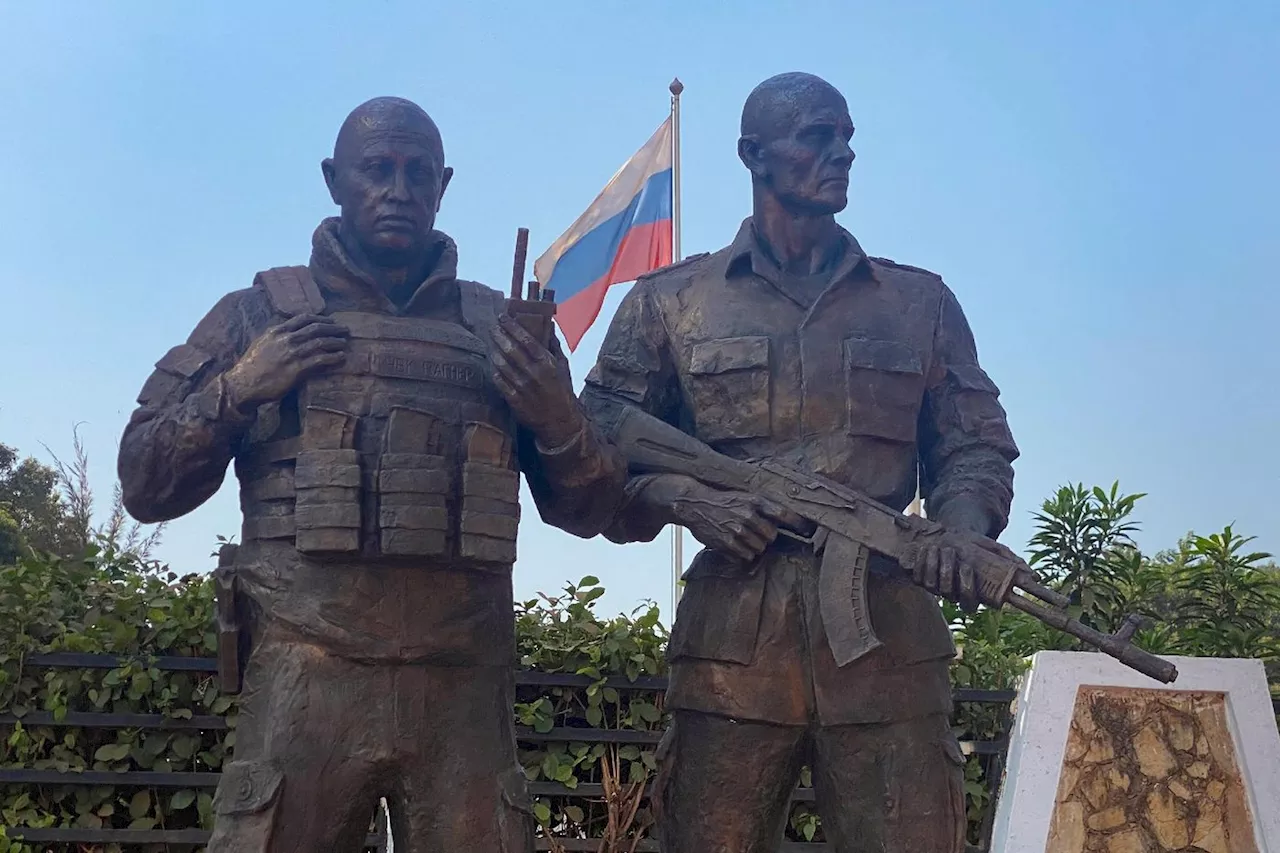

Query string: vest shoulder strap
[458,280,505,343]
[253,266,326,317]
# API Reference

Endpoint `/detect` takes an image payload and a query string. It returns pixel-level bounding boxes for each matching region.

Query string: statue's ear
[738,135,767,180]
[437,166,454,212]
[321,158,340,205]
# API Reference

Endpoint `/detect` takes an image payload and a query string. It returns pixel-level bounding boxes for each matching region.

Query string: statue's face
[749,89,855,216]
[325,133,451,263]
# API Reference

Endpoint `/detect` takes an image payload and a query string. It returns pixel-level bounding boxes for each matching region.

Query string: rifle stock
[608,405,1179,684]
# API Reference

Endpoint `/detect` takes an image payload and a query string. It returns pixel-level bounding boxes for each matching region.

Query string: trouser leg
[391,664,533,853]
[656,710,807,853]
[811,711,967,853]
[206,632,383,853]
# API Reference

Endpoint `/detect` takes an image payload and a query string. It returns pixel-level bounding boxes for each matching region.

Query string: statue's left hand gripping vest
[235,267,520,566]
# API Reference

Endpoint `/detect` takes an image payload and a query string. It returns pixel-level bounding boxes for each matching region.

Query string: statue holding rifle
[118,96,623,852]
[580,72,1175,853]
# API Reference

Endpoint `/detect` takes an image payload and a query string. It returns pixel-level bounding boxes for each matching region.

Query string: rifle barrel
[1006,593,1178,684]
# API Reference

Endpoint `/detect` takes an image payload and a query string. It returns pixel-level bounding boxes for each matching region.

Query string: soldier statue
[118,96,625,852]
[580,72,1020,852]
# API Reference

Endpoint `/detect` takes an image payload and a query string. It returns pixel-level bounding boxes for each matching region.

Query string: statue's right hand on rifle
[223,314,350,411]
[639,474,815,564]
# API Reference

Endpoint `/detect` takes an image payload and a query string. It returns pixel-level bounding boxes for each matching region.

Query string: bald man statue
[118,97,625,851]
[580,73,1020,852]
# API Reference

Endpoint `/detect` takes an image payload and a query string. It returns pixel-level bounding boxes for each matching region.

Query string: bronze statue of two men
[119,73,1018,853]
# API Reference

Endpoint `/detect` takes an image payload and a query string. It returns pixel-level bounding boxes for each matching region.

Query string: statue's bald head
[738,72,855,216]
[741,72,846,142]
[333,96,444,169]
[322,96,453,266]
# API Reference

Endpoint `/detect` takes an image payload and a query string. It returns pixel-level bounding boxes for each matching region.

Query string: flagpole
[669,77,684,617]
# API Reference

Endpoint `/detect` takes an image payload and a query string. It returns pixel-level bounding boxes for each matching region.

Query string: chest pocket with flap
[686,336,771,442]
[843,336,924,442]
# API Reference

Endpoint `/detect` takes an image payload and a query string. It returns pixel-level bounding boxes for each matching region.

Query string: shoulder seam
[869,256,942,279]
[253,265,324,316]
[154,343,213,379]
[637,252,712,281]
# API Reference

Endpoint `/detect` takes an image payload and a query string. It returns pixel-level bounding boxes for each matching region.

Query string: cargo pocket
[843,336,924,442]
[294,406,362,554]
[497,764,535,853]
[379,407,452,557]
[666,551,765,665]
[207,760,284,853]
[459,422,521,565]
[687,336,771,442]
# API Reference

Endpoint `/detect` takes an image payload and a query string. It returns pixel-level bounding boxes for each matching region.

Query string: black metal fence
[1,653,1019,852]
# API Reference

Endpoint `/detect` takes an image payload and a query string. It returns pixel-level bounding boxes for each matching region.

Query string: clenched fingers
[913,545,939,590]
[498,313,551,360]
[756,498,817,538]
[742,511,776,542]
[490,326,538,376]
[939,546,959,599]
[958,559,978,612]
[293,337,347,359]
[723,528,765,562]
[491,348,536,393]
[741,511,779,548]
[729,518,769,556]
[288,320,349,344]
[492,371,518,402]
[297,351,345,374]
[279,314,336,334]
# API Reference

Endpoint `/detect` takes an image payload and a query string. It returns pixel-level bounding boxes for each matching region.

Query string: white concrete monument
[990,651,1280,853]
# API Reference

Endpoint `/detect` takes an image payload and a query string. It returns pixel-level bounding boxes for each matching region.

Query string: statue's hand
[900,526,1016,613]
[224,314,349,410]
[901,501,1008,611]
[663,476,815,564]
[489,314,581,447]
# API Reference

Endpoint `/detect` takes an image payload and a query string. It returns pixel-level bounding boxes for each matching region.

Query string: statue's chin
[782,199,848,218]
[363,234,427,267]
[773,187,849,219]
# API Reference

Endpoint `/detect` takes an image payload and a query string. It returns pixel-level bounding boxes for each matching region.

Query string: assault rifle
[608,405,1178,684]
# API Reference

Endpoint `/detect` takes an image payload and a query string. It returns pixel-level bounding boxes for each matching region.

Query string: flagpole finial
[669,78,684,97]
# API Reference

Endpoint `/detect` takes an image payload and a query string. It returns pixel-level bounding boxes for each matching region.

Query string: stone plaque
[990,652,1280,853]
[1047,688,1258,852]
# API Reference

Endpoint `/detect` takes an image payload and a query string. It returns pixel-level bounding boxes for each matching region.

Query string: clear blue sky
[2,1,1277,622]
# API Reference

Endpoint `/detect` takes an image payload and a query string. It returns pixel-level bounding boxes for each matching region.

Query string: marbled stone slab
[1047,688,1256,852]
[990,652,1280,853]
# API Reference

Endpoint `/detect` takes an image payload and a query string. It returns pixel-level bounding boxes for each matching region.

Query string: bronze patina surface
[119,96,625,852]
[581,72,1021,852]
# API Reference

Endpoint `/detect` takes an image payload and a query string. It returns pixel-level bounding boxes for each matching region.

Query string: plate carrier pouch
[233,265,521,566]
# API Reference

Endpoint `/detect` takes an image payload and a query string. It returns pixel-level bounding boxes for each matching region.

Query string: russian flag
[534,118,674,352]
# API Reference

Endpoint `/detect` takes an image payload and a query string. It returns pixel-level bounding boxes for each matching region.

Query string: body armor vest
[234,266,521,567]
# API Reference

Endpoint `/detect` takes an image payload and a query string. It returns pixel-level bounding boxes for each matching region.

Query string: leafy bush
[0,546,226,850]
[3,481,1279,852]
[513,579,667,849]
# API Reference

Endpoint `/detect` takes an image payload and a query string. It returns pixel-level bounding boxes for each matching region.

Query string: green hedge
[0,547,1016,852]
[0,548,226,847]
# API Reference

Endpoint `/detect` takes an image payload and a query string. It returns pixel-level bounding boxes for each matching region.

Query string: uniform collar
[309,217,460,315]
[723,216,876,293]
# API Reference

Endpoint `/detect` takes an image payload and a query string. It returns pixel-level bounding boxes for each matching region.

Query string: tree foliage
[0,443,79,561]
[0,434,164,566]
